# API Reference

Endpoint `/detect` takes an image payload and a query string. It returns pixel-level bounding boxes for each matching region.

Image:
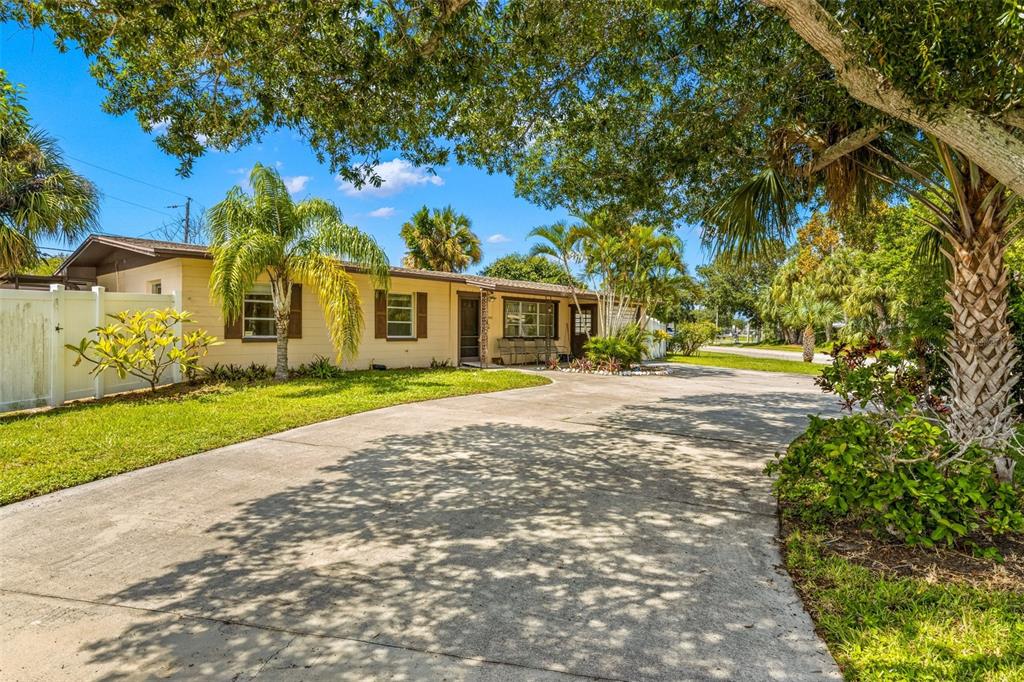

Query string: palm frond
[209,229,281,322]
[292,253,364,360]
[913,229,954,279]
[703,168,794,262]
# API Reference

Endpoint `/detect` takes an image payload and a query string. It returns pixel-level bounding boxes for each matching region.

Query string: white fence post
[171,290,183,384]
[48,284,66,407]
[92,286,106,400]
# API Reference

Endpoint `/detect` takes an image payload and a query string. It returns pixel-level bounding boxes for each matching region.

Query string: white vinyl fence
[0,285,180,413]
[644,317,668,359]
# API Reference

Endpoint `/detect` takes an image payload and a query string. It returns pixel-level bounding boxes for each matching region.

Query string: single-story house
[55,234,609,369]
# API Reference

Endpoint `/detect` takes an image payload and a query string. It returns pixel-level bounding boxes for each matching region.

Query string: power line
[104,193,175,218]
[65,154,190,199]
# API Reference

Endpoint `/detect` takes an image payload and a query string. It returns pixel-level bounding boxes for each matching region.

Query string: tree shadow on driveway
[72,410,837,680]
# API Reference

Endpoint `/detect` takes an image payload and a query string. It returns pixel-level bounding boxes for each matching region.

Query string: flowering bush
[67,309,218,392]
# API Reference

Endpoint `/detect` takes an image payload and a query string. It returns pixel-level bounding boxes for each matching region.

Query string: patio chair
[512,337,527,366]
[497,338,513,366]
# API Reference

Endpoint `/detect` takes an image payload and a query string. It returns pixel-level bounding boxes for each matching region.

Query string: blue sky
[2,23,705,271]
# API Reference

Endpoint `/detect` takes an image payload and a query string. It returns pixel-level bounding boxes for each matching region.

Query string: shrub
[669,321,718,356]
[290,355,344,379]
[767,413,1023,550]
[67,309,218,392]
[771,339,1024,552]
[206,362,274,382]
[584,324,648,366]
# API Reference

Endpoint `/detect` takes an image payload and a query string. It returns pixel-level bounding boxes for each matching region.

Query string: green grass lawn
[0,368,548,505]
[785,531,1024,681]
[667,351,824,376]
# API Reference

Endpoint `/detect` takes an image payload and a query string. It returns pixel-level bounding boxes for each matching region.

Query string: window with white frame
[387,293,414,338]
[504,300,555,338]
[243,285,276,338]
[148,280,162,294]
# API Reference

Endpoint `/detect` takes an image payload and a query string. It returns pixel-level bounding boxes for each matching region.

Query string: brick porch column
[479,290,490,367]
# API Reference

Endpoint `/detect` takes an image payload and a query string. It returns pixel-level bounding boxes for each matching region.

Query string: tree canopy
[480,253,581,287]
[10,2,1022,197]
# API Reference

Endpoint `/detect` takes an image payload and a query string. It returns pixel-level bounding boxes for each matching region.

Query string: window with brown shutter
[288,283,302,338]
[224,314,242,339]
[374,289,387,338]
[416,292,427,338]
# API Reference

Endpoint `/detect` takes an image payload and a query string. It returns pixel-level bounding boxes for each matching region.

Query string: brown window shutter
[416,292,428,338]
[224,312,242,339]
[374,289,387,339]
[552,301,559,339]
[288,283,302,338]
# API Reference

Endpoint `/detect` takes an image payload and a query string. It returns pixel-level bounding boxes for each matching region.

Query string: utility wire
[104,193,175,218]
[65,154,190,199]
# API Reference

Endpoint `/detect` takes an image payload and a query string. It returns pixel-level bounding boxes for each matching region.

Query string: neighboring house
[56,234,606,369]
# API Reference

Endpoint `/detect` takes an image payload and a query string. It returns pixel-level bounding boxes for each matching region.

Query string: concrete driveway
[0,365,841,681]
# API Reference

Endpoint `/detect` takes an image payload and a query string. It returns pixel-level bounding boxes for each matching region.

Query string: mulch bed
[781,516,1024,591]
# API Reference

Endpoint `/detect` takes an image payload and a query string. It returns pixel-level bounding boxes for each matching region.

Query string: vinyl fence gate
[0,285,181,413]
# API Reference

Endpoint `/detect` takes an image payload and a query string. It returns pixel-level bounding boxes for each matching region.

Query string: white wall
[0,286,177,412]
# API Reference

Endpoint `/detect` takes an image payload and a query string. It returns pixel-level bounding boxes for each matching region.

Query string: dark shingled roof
[58,234,597,299]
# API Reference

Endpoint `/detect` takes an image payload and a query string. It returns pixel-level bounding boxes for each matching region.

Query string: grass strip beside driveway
[785,531,1024,681]
[0,368,548,505]
[668,351,823,376]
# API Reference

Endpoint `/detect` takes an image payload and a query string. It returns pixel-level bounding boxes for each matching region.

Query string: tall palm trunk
[943,176,1018,483]
[801,324,815,363]
[271,277,292,380]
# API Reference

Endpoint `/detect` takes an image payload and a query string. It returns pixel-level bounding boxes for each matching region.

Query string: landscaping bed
[0,368,548,505]
[781,519,1024,681]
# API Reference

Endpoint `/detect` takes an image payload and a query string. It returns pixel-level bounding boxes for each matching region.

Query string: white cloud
[368,206,396,218]
[150,118,171,133]
[486,233,511,244]
[338,159,443,197]
[228,166,250,175]
[275,160,284,168]
[283,175,311,194]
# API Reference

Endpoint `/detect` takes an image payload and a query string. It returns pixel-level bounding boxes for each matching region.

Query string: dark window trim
[501,296,560,340]
[241,337,276,343]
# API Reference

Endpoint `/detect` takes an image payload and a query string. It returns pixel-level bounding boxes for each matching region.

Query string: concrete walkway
[701,345,832,365]
[0,366,841,681]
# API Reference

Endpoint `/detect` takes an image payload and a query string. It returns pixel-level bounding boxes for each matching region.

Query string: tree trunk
[271,276,292,380]
[759,0,1024,198]
[274,317,290,380]
[801,324,815,362]
[873,300,889,344]
[943,182,1018,483]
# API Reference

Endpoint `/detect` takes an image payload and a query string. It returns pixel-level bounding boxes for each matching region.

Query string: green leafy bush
[67,309,219,392]
[206,362,274,382]
[767,414,1023,549]
[290,355,344,379]
[669,321,718,356]
[771,340,1024,551]
[584,324,648,366]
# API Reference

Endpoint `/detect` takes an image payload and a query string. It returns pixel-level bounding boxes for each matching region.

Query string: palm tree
[529,220,584,316]
[0,121,98,274]
[400,205,481,272]
[781,285,840,362]
[707,131,1020,482]
[208,164,389,379]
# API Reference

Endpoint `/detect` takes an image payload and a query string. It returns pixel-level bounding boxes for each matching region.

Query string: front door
[459,297,480,362]
[570,304,597,358]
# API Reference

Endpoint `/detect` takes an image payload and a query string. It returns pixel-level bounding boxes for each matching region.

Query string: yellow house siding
[96,258,182,296]
[92,255,584,369]
[485,292,573,362]
[177,258,459,369]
